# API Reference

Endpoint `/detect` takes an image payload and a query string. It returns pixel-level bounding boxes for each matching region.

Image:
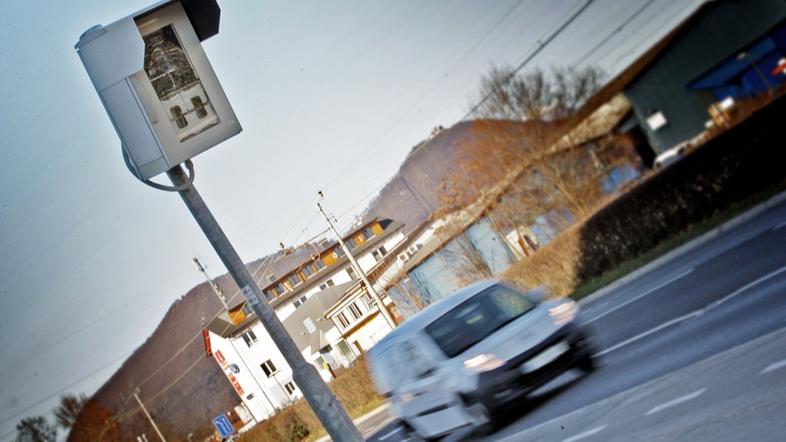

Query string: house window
[293,299,302,308]
[372,246,388,261]
[314,259,325,270]
[319,279,335,291]
[267,274,276,283]
[398,254,407,262]
[303,317,316,333]
[347,267,356,280]
[242,330,257,347]
[191,96,208,118]
[260,359,277,377]
[284,381,297,395]
[274,283,286,295]
[332,247,345,259]
[335,312,350,329]
[288,273,302,288]
[345,237,358,250]
[362,227,374,240]
[242,304,253,315]
[263,289,275,301]
[337,340,354,359]
[347,302,363,320]
[302,265,315,278]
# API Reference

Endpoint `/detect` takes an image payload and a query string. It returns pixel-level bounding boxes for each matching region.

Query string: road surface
[366,195,786,441]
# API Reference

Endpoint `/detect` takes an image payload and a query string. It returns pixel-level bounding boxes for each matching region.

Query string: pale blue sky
[0,0,703,439]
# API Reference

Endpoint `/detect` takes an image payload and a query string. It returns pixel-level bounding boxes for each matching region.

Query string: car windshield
[425,284,535,358]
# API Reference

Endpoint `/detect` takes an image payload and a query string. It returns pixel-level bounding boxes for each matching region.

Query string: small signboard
[212,413,235,438]
[241,285,259,306]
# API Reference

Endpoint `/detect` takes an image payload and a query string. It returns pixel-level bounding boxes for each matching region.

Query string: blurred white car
[367,280,595,440]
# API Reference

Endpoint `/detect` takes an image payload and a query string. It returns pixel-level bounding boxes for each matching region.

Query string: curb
[578,189,786,307]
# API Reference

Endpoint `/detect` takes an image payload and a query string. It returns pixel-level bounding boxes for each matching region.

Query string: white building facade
[204,219,405,422]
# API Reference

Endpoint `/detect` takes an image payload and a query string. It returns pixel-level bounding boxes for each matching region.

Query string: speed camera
[75,0,241,180]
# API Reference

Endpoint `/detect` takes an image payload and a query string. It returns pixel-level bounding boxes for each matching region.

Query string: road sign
[212,414,235,438]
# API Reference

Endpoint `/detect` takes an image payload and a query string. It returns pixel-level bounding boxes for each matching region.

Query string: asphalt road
[366,196,786,442]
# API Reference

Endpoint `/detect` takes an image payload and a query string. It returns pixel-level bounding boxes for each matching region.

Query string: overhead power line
[0,353,130,428]
[462,0,597,120]
[322,0,526,194]
[572,0,660,67]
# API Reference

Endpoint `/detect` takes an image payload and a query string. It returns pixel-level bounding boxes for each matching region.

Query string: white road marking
[561,424,608,442]
[583,269,694,324]
[645,388,707,416]
[761,358,786,374]
[595,265,786,357]
[378,426,403,441]
[595,311,699,357]
[773,220,786,230]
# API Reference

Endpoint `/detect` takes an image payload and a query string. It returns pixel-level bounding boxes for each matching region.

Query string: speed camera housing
[75,0,241,180]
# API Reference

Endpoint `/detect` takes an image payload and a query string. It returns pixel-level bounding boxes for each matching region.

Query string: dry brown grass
[501,222,582,298]
[239,356,383,442]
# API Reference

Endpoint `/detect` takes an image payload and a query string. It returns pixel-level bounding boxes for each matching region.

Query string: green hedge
[574,95,786,283]
[505,94,786,295]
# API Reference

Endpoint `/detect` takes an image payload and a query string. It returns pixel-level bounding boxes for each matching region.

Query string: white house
[324,219,445,350]
[203,218,406,422]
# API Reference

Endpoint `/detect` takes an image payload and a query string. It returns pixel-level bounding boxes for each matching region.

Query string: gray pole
[167,165,362,442]
[133,390,166,442]
[316,199,397,329]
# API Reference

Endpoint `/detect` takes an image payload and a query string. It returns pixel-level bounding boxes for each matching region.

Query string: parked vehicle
[653,143,688,170]
[367,280,595,440]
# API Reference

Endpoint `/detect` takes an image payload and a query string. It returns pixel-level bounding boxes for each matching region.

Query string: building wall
[206,331,277,422]
[625,0,786,152]
[206,227,406,422]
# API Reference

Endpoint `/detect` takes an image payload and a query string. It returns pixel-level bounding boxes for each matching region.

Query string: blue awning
[688,38,778,90]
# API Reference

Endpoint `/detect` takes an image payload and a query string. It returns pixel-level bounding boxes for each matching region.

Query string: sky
[0,0,704,439]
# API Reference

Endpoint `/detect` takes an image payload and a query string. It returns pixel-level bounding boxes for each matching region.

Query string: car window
[425,285,534,357]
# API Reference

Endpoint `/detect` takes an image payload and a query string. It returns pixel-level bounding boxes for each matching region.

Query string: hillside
[362,119,544,231]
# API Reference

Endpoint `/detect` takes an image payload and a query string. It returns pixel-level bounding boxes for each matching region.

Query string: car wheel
[401,420,430,442]
[578,353,596,372]
[473,402,501,436]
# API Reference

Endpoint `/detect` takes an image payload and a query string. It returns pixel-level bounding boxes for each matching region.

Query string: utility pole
[133,389,166,442]
[168,166,362,442]
[193,257,228,309]
[192,257,273,420]
[316,192,397,329]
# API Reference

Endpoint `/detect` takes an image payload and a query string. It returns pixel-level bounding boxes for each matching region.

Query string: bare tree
[472,64,605,121]
[442,234,493,286]
[15,416,57,442]
[435,63,638,272]
[53,393,89,430]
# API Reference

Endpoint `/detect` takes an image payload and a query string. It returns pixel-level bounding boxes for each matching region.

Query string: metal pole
[167,165,362,442]
[133,390,166,442]
[316,199,397,329]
